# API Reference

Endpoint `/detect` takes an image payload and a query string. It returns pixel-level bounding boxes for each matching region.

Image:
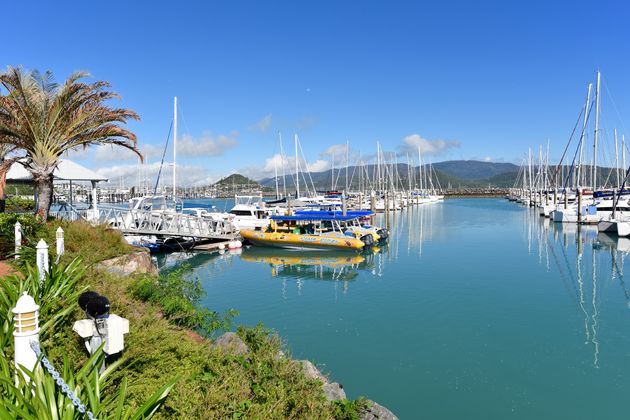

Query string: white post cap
[56,227,64,234]
[12,292,39,314]
[36,239,48,249]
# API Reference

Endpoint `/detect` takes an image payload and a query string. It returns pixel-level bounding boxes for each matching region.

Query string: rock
[97,251,157,277]
[298,360,346,401]
[299,360,327,383]
[210,332,249,356]
[360,401,399,420]
[323,382,346,401]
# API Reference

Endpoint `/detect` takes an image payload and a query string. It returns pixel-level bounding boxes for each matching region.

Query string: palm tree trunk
[35,174,54,219]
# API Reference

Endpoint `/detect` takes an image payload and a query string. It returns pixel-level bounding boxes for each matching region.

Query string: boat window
[231,210,253,216]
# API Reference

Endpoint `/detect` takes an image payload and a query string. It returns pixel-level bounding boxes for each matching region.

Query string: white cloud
[177,131,238,157]
[63,147,90,160]
[93,145,142,162]
[320,143,361,166]
[64,142,162,163]
[307,159,330,172]
[400,134,460,156]
[296,116,317,130]
[240,152,331,181]
[322,144,349,157]
[95,162,215,188]
[248,114,272,132]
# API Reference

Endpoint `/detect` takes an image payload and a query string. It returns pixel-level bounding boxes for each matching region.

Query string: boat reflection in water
[153,246,242,274]
[239,247,383,284]
[522,206,630,368]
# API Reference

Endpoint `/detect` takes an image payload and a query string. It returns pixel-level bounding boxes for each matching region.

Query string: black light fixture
[78,291,110,319]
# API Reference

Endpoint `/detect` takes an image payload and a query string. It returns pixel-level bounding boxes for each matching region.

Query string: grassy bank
[0,215,368,419]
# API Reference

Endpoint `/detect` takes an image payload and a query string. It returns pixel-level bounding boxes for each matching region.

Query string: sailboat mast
[376,142,381,193]
[615,128,620,188]
[593,70,601,191]
[345,140,349,192]
[173,96,177,198]
[274,151,279,199]
[279,132,287,198]
[294,134,300,198]
[418,147,423,192]
[624,134,627,183]
[577,84,592,190]
[331,152,335,191]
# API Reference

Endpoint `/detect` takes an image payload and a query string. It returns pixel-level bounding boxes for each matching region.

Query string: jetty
[51,206,239,241]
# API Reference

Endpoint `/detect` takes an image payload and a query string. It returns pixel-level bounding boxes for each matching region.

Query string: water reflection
[234,203,442,291]
[156,203,444,299]
[154,247,243,276]
[521,206,630,367]
[240,247,375,282]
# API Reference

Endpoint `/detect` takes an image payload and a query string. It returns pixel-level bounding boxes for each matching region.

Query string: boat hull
[241,230,364,251]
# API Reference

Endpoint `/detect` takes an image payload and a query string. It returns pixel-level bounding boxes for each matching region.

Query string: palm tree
[0,66,141,218]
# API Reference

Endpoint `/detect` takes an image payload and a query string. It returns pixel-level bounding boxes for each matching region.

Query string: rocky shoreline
[211,332,398,420]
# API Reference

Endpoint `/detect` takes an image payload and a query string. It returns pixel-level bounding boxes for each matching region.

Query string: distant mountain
[214,173,260,187]
[432,160,519,180]
[258,160,520,190]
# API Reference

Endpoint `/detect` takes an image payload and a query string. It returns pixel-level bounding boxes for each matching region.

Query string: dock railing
[94,208,237,240]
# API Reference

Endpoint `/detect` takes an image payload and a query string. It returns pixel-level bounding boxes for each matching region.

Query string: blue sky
[3,0,630,186]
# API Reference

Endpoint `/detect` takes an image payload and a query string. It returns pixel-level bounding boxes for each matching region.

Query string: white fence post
[36,240,49,291]
[14,221,21,259]
[56,227,65,259]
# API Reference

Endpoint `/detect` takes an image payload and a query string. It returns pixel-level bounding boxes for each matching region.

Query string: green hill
[214,174,260,187]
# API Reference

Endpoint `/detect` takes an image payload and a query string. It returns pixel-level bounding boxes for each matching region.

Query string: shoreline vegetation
[0,214,397,419]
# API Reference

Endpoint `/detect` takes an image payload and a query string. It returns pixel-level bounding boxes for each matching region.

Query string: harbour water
[163,198,630,418]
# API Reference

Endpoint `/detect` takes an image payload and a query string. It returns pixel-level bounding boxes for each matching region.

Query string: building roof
[6,159,108,183]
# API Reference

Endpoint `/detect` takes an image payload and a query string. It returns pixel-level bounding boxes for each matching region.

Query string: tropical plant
[0,257,177,418]
[0,331,177,419]
[0,258,86,349]
[0,66,142,218]
[0,144,24,213]
[0,212,43,259]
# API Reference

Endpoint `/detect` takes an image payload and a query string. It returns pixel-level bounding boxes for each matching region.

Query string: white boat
[608,220,630,237]
[213,195,274,231]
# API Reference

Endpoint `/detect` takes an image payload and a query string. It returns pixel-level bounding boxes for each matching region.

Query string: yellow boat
[240,230,365,251]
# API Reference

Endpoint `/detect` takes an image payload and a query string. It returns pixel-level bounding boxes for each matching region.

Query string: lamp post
[12,292,40,383]
[56,227,65,258]
[36,239,49,293]
[14,221,21,259]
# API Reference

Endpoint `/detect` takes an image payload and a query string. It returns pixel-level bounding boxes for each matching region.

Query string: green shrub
[0,257,176,418]
[130,267,238,338]
[0,341,176,419]
[5,196,35,212]
[332,397,372,420]
[0,213,44,259]
[41,220,134,266]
